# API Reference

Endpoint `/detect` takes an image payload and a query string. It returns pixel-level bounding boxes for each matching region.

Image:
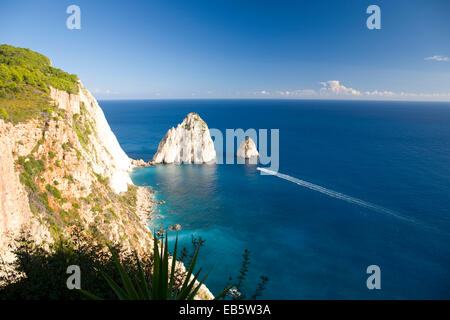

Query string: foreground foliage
[0,228,231,300]
[81,233,230,300]
[0,227,268,300]
[0,227,143,299]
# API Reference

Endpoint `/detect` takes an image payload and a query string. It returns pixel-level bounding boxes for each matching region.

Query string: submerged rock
[236,137,259,159]
[152,112,216,164]
[130,158,152,167]
[168,224,182,231]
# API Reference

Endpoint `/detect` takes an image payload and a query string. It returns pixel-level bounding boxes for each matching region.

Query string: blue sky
[1,0,449,100]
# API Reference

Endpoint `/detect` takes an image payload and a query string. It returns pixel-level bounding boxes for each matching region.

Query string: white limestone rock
[51,82,133,193]
[0,82,134,267]
[237,137,259,159]
[152,113,216,164]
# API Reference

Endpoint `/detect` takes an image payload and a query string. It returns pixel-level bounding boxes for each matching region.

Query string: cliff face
[50,86,132,193]
[0,84,213,300]
[0,120,50,265]
[0,45,213,299]
[0,82,152,265]
[152,112,216,164]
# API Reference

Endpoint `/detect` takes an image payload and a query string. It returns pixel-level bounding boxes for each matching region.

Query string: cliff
[0,45,213,299]
[0,81,152,264]
[49,86,133,193]
[0,45,151,261]
[237,137,259,159]
[152,112,216,164]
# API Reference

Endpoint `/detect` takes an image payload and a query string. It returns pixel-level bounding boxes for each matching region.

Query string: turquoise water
[102,99,450,299]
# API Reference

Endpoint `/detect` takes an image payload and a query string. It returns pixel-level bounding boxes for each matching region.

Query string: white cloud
[320,81,450,101]
[320,80,361,96]
[276,89,316,97]
[364,90,396,97]
[252,90,271,96]
[424,55,449,62]
[399,92,450,98]
[249,81,450,101]
[365,90,450,100]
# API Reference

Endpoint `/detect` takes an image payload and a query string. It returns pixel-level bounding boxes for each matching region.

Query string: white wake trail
[257,167,415,223]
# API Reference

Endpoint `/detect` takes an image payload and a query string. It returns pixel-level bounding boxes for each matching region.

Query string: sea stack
[152,112,216,164]
[237,137,259,159]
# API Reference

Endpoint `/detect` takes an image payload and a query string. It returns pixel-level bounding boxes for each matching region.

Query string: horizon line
[95,97,450,103]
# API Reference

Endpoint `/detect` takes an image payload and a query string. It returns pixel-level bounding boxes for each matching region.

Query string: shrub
[0,229,268,300]
[0,228,141,300]
[16,156,45,192]
[46,184,62,199]
[63,174,75,183]
[0,44,79,124]
[62,142,73,152]
[80,234,230,300]
[0,107,8,120]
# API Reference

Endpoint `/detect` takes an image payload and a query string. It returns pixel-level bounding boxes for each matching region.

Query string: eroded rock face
[237,137,259,159]
[49,83,133,193]
[0,82,139,267]
[0,120,51,266]
[152,113,216,164]
[0,81,213,299]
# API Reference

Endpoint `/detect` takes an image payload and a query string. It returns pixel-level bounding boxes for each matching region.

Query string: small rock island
[152,112,216,164]
[237,137,259,159]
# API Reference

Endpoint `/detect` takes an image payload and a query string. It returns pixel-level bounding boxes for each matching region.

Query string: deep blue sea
[101,99,450,299]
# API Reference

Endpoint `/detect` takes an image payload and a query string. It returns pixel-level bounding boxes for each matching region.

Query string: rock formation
[0,81,148,263]
[52,85,133,193]
[131,158,152,167]
[168,224,182,231]
[0,45,213,299]
[152,112,216,164]
[237,137,259,159]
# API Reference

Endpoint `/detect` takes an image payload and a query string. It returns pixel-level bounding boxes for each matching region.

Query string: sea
[101,99,450,299]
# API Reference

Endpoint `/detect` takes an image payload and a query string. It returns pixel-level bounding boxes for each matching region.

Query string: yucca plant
[80,233,230,300]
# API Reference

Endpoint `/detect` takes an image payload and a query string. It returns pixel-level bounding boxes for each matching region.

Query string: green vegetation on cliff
[0,44,79,124]
[0,228,145,300]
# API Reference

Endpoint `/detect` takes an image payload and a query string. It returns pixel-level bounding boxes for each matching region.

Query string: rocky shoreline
[131,166,214,300]
[131,158,154,167]
[135,185,156,223]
